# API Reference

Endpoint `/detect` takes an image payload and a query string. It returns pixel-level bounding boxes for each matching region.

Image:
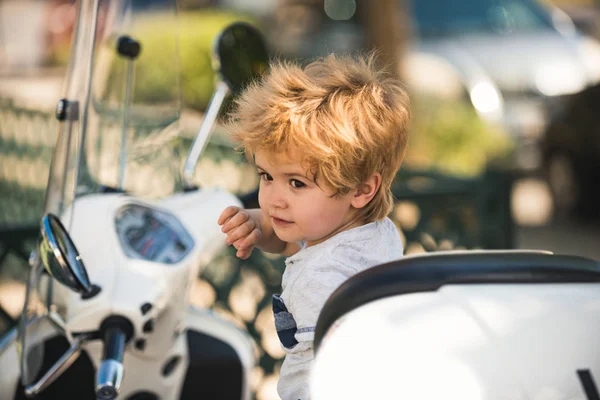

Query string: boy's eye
[290,179,306,189]
[259,172,273,181]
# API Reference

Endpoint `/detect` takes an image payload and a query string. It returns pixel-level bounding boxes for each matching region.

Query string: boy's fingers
[218,206,240,226]
[237,248,253,259]
[221,211,250,233]
[227,223,254,245]
[232,233,252,250]
[230,225,261,248]
[244,229,262,247]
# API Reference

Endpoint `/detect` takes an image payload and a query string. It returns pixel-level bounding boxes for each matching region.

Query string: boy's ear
[351,173,382,209]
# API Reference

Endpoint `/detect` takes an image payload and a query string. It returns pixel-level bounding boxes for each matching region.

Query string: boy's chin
[276,233,300,244]
[273,229,302,245]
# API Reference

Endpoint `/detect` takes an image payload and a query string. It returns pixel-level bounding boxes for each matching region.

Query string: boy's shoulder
[289,218,403,275]
[329,217,402,255]
[283,219,403,308]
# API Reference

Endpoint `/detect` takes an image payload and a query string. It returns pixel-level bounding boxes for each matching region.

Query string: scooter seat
[314,250,600,351]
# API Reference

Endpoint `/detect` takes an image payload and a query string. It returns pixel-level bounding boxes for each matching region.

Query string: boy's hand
[218,206,262,259]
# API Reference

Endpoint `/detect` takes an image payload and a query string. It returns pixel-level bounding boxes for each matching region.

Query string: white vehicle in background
[403,0,600,170]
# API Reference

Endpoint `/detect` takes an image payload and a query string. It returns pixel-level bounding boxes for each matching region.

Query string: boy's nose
[268,187,287,209]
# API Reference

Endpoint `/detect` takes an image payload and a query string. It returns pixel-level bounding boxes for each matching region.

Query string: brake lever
[24,333,90,398]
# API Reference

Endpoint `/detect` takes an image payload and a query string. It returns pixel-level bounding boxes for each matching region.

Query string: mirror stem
[182,80,230,189]
[118,59,135,191]
[24,333,89,397]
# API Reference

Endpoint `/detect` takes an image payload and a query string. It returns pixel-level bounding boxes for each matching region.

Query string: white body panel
[83,306,255,400]
[312,283,600,400]
[52,188,240,348]
[0,187,256,399]
[0,306,255,400]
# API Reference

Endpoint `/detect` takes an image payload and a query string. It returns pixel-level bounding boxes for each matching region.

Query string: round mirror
[39,213,92,294]
[214,22,269,94]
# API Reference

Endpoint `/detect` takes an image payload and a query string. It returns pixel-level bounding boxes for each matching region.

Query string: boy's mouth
[271,216,293,227]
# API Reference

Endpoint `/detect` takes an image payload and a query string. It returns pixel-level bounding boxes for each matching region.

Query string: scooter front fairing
[18,0,184,390]
[6,1,263,399]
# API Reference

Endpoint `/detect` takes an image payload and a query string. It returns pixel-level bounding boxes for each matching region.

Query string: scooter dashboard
[115,203,194,264]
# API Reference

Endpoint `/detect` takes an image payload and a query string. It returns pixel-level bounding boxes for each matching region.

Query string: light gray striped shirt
[274,217,404,400]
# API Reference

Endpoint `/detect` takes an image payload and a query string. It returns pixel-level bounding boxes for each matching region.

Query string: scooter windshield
[19,0,182,387]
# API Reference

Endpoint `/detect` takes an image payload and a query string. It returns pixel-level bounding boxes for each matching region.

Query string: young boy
[217,54,410,400]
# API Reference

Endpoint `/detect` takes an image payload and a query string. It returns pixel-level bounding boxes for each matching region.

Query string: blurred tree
[307,0,410,78]
[357,0,410,79]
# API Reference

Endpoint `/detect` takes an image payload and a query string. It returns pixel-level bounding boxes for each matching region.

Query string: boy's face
[255,149,359,247]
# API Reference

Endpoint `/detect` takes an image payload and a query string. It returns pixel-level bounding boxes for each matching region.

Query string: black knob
[140,303,153,315]
[55,99,79,121]
[134,338,146,351]
[143,319,154,333]
[55,99,68,121]
[117,35,141,59]
[161,355,181,377]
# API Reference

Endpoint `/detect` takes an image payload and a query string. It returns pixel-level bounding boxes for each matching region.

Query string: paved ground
[517,218,600,261]
[511,176,600,261]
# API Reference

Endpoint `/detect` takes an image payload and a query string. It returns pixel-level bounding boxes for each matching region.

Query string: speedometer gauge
[114,204,194,264]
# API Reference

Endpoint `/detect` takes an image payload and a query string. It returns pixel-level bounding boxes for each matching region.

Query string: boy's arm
[246,209,301,256]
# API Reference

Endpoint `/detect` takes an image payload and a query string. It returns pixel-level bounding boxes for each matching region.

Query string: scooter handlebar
[96,326,126,400]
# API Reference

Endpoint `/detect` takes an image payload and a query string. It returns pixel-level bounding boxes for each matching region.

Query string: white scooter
[0,1,268,399]
[311,250,600,400]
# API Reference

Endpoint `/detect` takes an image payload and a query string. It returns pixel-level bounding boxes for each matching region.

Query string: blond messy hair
[227,53,410,222]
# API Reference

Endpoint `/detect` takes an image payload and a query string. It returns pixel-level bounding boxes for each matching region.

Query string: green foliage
[131,10,258,111]
[406,95,515,177]
[51,9,258,111]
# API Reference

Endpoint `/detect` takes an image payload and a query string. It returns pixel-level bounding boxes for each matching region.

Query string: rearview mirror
[39,213,92,294]
[214,22,269,94]
[182,22,269,188]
